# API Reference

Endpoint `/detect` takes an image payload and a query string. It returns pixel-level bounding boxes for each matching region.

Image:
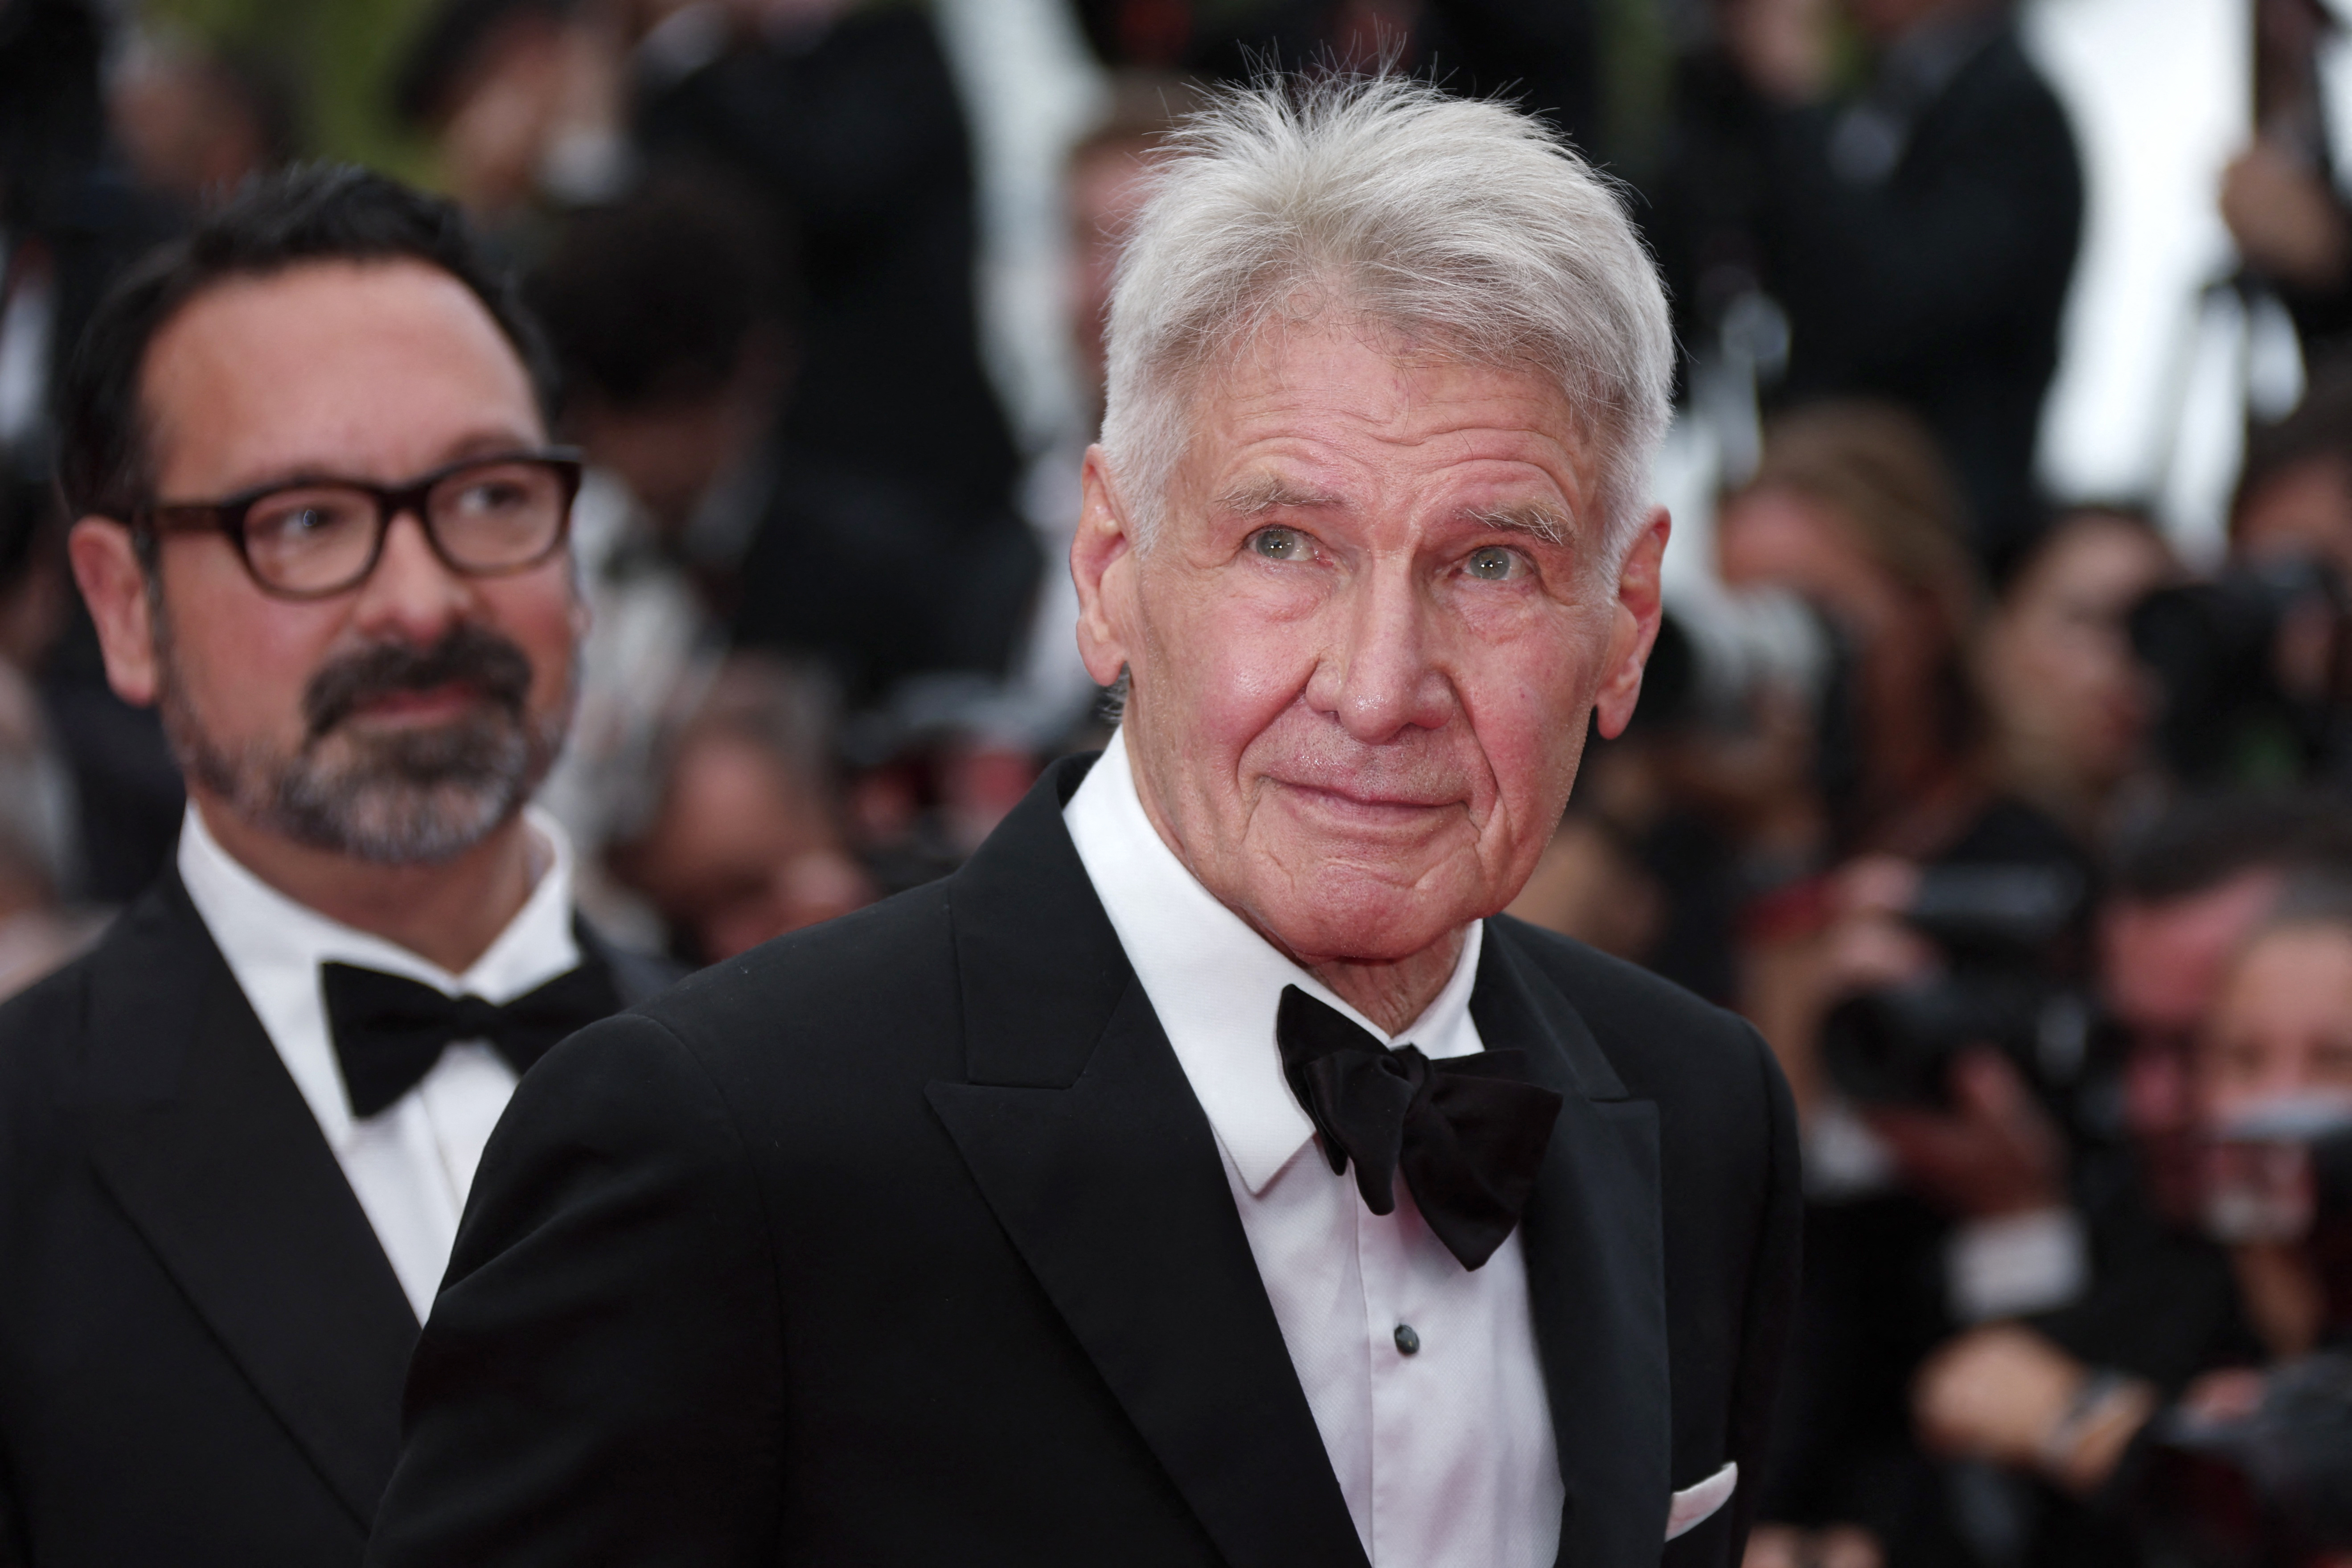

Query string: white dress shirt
[176,804,582,1320]
[1065,731,1563,1568]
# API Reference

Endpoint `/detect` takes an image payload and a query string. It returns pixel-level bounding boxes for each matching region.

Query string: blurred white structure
[2025,0,2253,565]
[934,0,1108,455]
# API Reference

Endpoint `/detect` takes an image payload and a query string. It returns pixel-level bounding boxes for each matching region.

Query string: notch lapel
[926,756,1368,1568]
[80,877,420,1528]
[1474,926,1671,1567]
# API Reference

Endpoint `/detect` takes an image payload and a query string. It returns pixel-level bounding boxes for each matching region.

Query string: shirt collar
[1063,729,1485,1195]
[177,801,582,1004]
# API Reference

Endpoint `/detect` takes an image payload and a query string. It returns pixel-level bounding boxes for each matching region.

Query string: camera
[2137,1123,2352,1564]
[1820,863,2101,1109]
[2130,556,2352,786]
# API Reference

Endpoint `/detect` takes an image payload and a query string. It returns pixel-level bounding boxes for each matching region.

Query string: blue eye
[1466,546,1522,581]
[1250,526,1309,561]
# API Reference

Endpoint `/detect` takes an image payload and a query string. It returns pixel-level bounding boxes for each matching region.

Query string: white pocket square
[1664,1461,1738,1542]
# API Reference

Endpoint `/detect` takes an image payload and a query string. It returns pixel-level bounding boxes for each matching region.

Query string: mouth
[1272,779,1464,828]
[343,681,491,728]
[302,625,537,742]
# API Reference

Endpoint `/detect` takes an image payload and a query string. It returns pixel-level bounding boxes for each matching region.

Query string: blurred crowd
[3,0,2352,1562]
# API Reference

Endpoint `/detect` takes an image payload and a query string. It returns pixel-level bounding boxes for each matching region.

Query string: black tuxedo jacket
[0,870,666,1567]
[369,755,1801,1567]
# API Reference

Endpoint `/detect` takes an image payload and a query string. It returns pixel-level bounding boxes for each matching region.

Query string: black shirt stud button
[1394,1323,1420,1355]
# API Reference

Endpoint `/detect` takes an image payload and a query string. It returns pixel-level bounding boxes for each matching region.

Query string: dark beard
[159,620,572,866]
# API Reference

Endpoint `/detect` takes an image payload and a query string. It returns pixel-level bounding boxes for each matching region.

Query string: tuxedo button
[1393,1323,1420,1355]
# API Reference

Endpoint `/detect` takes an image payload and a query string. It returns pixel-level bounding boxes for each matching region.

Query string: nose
[349,507,472,644]
[1305,558,1454,743]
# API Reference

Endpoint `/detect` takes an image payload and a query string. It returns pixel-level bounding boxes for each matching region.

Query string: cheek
[485,568,581,698]
[1137,568,1316,751]
[162,571,337,734]
[1456,611,1601,802]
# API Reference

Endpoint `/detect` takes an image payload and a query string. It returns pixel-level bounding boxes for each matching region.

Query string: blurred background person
[1972,507,2177,848]
[1912,866,2352,1566]
[607,653,873,964]
[392,0,634,250]
[639,0,1037,706]
[108,32,300,210]
[5,0,185,920]
[2221,0,2352,364]
[1714,400,1989,868]
[1662,0,2084,573]
[2132,362,2352,792]
[1068,0,1604,152]
[0,653,91,1001]
[523,170,792,939]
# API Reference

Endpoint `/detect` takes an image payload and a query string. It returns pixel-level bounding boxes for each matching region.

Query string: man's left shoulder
[1487,915,1780,1117]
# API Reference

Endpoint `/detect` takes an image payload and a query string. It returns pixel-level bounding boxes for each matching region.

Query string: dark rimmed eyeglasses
[133,448,585,600]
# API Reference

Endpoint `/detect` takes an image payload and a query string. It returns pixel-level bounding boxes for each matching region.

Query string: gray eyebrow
[1465,502,1571,548]
[1212,476,1573,547]
[1213,475,1342,515]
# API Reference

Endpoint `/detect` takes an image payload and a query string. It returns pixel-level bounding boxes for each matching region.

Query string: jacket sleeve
[1722,1024,1805,1557]
[365,1012,784,1568]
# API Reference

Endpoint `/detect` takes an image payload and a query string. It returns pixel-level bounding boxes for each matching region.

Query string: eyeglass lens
[242,459,570,594]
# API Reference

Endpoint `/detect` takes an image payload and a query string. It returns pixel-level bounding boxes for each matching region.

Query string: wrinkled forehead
[1191,301,1592,440]
[1162,311,1598,526]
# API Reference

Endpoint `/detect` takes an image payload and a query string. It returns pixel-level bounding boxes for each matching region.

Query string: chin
[1252,866,1484,966]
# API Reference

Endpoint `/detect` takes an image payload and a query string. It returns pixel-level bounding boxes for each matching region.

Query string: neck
[1305,932,1469,1038]
[191,790,540,974]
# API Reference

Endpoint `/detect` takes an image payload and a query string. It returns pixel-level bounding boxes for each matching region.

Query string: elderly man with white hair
[366,76,1800,1568]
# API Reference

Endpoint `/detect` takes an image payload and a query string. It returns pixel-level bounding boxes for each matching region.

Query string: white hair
[1098,74,1674,564]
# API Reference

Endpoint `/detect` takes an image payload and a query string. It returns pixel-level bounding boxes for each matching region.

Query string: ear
[1071,445,1140,688]
[1592,507,1671,741]
[67,517,163,707]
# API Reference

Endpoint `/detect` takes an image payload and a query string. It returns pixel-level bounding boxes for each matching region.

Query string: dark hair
[2236,355,2352,522]
[2112,789,2352,903]
[1991,502,2167,603]
[55,162,557,522]
[392,0,569,130]
[527,171,794,414]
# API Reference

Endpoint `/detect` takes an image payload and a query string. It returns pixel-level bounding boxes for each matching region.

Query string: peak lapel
[80,877,419,1527]
[1474,926,1671,1568]
[927,757,1368,1568]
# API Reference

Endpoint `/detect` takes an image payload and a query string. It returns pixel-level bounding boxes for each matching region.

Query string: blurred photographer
[1711,400,2115,1566]
[1915,871,2352,1563]
[1976,507,2176,846]
[2134,368,2352,788]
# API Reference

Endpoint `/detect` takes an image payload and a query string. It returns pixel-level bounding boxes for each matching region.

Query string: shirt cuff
[1946,1206,2089,1322]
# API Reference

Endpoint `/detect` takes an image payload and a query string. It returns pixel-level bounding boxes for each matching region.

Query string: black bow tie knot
[321,959,620,1119]
[1277,984,1563,1270]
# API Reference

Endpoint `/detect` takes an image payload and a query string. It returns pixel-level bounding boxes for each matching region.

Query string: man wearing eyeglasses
[0,165,666,1566]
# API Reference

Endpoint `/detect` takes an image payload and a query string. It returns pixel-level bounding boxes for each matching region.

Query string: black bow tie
[320,959,621,1119]
[1275,984,1563,1270]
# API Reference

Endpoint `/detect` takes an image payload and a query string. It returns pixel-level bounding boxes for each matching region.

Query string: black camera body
[2130,557,2352,787]
[2139,1129,2352,1564]
[1821,863,2098,1109]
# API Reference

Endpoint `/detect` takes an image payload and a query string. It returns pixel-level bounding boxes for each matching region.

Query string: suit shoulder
[631,878,957,1055]
[0,907,146,1073]
[0,946,92,1082]
[1488,916,1771,1094]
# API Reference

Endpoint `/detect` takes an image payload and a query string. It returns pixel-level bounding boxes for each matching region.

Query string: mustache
[302,624,536,742]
